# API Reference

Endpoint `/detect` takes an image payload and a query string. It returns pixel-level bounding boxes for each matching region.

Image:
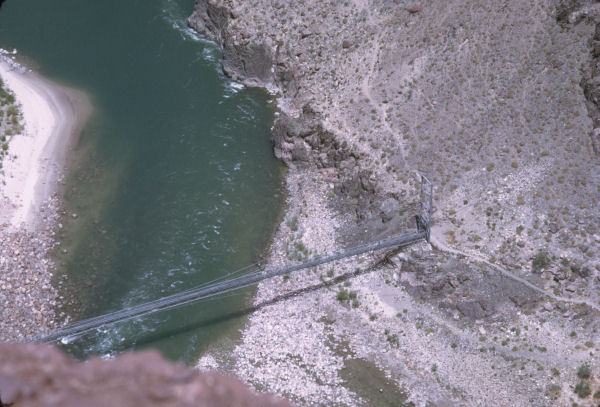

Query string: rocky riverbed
[191,0,600,405]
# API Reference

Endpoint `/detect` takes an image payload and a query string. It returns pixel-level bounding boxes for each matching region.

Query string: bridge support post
[417,174,433,243]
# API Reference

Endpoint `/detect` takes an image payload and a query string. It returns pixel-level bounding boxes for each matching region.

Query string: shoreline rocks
[0,196,63,342]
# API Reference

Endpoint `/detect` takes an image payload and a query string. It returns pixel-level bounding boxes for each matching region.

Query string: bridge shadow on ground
[113,248,402,354]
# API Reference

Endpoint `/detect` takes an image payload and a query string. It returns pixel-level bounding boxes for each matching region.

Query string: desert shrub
[574,381,591,398]
[531,250,549,273]
[577,363,591,380]
[336,289,349,302]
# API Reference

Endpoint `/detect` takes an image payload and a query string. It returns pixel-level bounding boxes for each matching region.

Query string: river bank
[191,0,600,405]
[0,53,90,341]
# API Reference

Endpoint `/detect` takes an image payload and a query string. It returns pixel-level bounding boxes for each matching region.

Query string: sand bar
[0,55,90,230]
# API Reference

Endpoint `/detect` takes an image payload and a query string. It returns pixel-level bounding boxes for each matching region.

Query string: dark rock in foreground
[0,343,293,407]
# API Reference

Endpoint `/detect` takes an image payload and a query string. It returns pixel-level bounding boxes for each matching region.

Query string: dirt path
[430,228,600,312]
[358,10,407,161]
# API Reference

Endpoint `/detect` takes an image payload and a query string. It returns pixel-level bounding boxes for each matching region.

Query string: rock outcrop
[188,2,276,87]
[566,0,600,155]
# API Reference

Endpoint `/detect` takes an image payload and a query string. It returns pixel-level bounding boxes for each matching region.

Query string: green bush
[336,289,349,302]
[577,363,591,380]
[531,250,549,273]
[574,381,591,398]
[386,333,399,346]
[337,289,359,308]
[6,105,18,117]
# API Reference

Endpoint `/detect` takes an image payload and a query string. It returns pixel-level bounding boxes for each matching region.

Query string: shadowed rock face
[0,343,293,407]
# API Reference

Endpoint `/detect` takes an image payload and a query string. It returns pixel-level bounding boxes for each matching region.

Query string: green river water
[0,0,284,363]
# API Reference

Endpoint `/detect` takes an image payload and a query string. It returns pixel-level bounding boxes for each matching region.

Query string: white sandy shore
[0,56,90,230]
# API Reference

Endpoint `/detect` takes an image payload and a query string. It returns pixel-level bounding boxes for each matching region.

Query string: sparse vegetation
[0,80,22,162]
[385,329,400,347]
[286,215,299,231]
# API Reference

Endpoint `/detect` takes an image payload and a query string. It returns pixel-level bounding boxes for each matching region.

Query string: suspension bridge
[33,174,433,344]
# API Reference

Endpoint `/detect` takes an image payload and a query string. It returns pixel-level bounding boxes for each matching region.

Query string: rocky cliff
[189,1,384,221]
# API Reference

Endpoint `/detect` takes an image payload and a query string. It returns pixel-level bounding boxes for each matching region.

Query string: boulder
[456,300,493,319]
[291,140,311,162]
[379,198,400,223]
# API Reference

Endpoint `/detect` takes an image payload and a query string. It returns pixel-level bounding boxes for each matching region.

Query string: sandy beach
[0,56,90,230]
[0,55,90,341]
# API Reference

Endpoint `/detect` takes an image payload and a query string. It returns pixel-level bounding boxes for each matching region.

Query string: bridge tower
[417,174,433,243]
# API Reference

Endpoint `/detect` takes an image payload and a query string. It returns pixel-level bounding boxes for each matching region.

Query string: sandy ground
[0,55,90,341]
[0,56,90,230]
